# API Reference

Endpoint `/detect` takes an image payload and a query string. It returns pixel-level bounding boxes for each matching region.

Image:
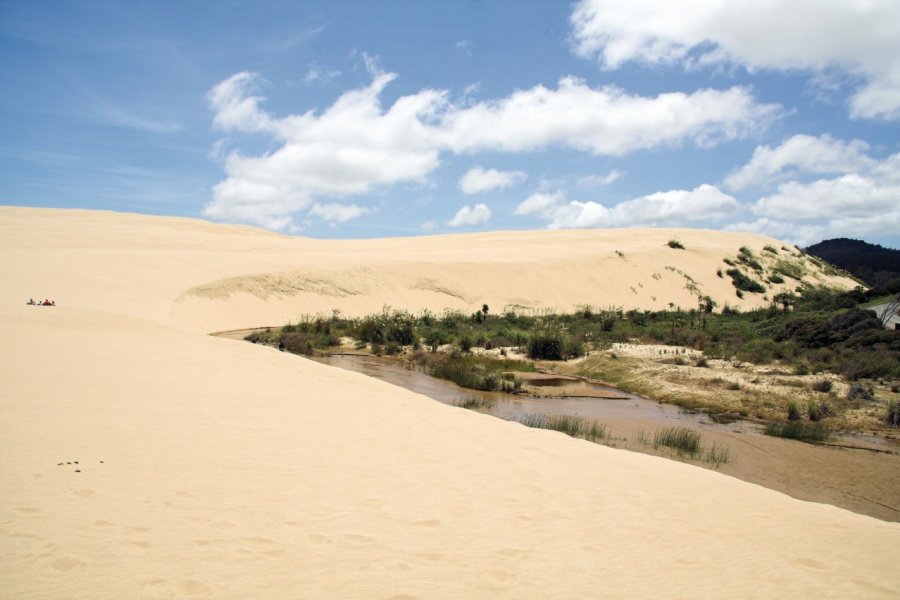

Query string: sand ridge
[1,207,897,598]
[0,206,855,333]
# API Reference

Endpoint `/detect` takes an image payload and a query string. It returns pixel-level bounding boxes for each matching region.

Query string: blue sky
[2,0,899,246]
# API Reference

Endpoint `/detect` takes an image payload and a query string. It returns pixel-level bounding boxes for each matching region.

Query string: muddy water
[309,354,749,433]
[300,351,900,522]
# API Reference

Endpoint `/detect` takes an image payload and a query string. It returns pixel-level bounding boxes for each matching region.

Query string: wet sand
[311,353,900,522]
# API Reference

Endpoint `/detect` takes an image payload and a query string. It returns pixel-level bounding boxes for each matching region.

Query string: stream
[309,354,753,434]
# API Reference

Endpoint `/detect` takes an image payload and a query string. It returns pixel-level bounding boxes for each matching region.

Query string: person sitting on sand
[27,298,36,305]
[42,299,54,306]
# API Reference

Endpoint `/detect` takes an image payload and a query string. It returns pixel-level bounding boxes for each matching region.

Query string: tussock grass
[653,426,701,455]
[511,413,609,443]
[764,421,830,442]
[885,399,900,428]
[704,443,731,468]
[455,396,495,410]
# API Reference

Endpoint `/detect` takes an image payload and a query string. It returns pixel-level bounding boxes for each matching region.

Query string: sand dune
[1,207,896,598]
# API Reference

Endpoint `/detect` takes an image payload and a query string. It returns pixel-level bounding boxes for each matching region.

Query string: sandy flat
[1,206,897,599]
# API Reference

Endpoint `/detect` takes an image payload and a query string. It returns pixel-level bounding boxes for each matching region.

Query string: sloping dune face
[0,207,857,333]
[1,207,896,599]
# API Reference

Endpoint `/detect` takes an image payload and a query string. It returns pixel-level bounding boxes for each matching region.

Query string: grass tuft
[764,421,830,442]
[885,399,900,428]
[511,413,609,443]
[653,426,701,455]
[455,395,495,410]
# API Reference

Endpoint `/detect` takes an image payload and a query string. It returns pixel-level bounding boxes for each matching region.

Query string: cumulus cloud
[204,66,777,230]
[447,204,492,227]
[725,134,875,190]
[459,166,527,194]
[570,0,900,120]
[730,144,900,244]
[577,170,623,188]
[441,78,779,155]
[308,202,371,224]
[515,184,738,229]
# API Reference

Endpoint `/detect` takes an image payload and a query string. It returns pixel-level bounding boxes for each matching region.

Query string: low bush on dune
[726,268,766,294]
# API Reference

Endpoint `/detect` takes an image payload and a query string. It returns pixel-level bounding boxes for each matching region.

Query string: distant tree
[774,291,798,313]
[879,294,900,328]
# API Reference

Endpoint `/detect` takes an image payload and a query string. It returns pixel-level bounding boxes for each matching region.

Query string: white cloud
[455,39,473,56]
[514,191,566,216]
[441,78,779,155]
[516,184,738,229]
[459,166,527,194]
[204,70,444,229]
[308,202,371,223]
[207,72,273,133]
[732,146,900,244]
[303,62,341,84]
[577,170,623,188]
[725,219,826,248]
[725,134,874,190]
[204,67,777,229]
[570,0,900,120]
[447,203,492,227]
[420,220,438,231]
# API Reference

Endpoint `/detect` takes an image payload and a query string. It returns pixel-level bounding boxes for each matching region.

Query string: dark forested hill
[805,238,900,286]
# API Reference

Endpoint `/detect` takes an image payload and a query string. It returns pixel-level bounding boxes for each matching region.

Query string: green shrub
[787,400,802,421]
[773,260,805,280]
[810,378,833,393]
[667,239,685,250]
[528,332,563,360]
[726,268,766,293]
[885,400,900,428]
[807,400,831,422]
[846,383,874,402]
[458,334,473,353]
[281,332,314,355]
